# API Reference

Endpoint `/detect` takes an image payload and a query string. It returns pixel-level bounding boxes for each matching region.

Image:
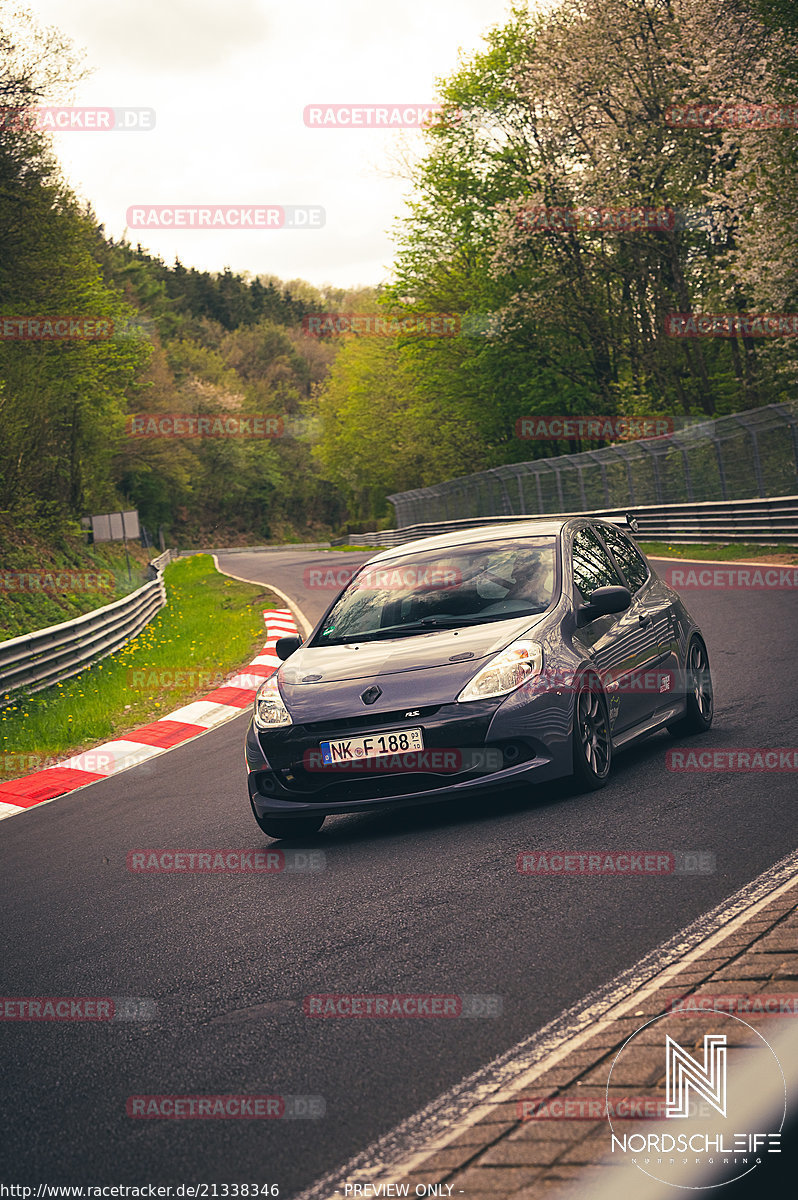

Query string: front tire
[250,802,324,840]
[668,636,713,737]
[572,675,612,790]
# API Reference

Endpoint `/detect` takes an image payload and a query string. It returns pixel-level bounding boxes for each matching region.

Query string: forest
[1,0,796,542]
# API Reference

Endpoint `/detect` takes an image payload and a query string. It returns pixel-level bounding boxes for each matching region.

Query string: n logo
[666,1034,727,1118]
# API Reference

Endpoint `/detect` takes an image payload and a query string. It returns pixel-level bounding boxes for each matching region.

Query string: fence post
[731,414,765,496]
[584,450,611,506]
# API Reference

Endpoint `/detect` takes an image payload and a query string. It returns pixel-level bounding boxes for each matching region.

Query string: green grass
[639,541,798,563]
[0,514,155,641]
[0,554,281,780]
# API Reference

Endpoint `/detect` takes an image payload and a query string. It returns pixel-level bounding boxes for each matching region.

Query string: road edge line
[211,554,314,637]
[292,848,798,1198]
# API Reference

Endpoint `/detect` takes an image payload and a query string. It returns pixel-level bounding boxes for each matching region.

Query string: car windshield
[314,537,558,645]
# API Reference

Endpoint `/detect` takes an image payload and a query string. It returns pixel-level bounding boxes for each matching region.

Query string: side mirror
[578,585,632,624]
[275,635,303,661]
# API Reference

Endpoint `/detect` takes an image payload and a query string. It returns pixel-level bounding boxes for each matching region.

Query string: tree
[0,4,147,521]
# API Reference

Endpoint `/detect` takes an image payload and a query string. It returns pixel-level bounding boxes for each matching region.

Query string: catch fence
[387,401,798,527]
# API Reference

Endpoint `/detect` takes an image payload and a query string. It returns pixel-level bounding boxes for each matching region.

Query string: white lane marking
[225,673,267,690]
[292,848,798,1199]
[211,554,314,637]
[0,715,251,823]
[0,602,300,822]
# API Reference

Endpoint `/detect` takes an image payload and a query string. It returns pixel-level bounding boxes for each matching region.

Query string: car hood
[276,613,548,721]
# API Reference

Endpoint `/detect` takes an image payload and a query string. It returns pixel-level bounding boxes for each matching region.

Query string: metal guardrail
[332,496,798,549]
[0,551,173,701]
[177,543,332,556]
[148,549,173,574]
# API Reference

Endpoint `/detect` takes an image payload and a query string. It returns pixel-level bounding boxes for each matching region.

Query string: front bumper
[246,690,574,818]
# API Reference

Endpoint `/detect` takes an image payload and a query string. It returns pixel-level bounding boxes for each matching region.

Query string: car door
[570,524,662,733]
[597,522,678,705]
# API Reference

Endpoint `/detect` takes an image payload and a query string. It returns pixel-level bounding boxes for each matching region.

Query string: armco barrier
[0,607,298,819]
[332,496,798,549]
[176,543,331,556]
[0,552,173,702]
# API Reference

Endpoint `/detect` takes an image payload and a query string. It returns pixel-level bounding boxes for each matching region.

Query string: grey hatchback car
[245,517,713,838]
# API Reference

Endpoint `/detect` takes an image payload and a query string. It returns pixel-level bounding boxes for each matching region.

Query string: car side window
[571,528,624,603]
[599,524,650,593]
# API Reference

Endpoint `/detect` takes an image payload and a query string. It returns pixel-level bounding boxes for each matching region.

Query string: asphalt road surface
[2,548,796,1194]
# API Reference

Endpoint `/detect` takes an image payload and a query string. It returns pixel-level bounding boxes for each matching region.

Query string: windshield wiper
[321,617,471,644]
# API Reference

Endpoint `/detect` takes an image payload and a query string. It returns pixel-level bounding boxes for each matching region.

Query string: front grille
[255,698,503,783]
[302,705,440,736]
[282,758,466,789]
[268,743,526,798]
[270,770,473,802]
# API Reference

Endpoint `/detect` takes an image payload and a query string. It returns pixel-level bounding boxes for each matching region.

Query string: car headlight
[253,674,292,730]
[457,640,543,702]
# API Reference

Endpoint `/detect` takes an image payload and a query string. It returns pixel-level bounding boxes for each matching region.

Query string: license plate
[320,727,424,764]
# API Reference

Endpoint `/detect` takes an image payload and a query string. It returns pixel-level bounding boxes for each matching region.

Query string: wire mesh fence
[387,401,798,528]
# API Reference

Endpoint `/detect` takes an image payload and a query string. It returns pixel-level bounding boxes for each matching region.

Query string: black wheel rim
[577,685,610,777]
[689,641,713,720]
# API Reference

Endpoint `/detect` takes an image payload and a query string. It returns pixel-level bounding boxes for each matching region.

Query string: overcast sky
[28,0,533,290]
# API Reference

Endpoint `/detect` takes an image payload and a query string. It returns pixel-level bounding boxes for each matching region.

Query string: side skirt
[611,701,685,751]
